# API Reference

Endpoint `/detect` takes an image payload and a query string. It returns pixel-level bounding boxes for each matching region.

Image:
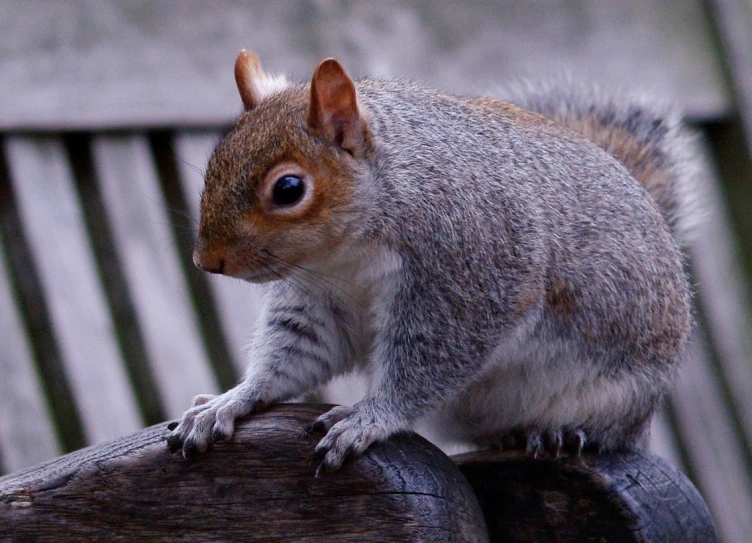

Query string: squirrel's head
[194,51,372,283]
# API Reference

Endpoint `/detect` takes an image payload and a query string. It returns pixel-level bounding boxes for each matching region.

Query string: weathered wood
[0,0,727,130]
[0,237,59,474]
[455,448,718,543]
[673,136,752,543]
[703,0,752,459]
[670,334,752,543]
[648,410,683,470]
[4,136,142,444]
[0,404,489,542]
[708,0,752,152]
[92,133,219,417]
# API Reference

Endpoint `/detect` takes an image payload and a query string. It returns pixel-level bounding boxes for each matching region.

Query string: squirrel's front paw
[312,402,401,474]
[166,385,258,457]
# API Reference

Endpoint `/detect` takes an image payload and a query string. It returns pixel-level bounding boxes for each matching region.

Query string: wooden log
[455,448,718,543]
[0,404,489,542]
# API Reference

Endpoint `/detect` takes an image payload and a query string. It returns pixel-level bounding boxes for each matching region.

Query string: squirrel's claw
[166,386,258,457]
[546,429,564,458]
[313,403,396,473]
[500,427,589,458]
[525,431,544,458]
[566,428,588,456]
[310,405,355,434]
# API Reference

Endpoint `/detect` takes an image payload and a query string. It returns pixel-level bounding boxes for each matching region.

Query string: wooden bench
[0,404,717,542]
[0,1,750,541]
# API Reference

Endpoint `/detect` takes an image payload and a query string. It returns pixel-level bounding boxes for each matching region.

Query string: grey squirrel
[167,51,696,471]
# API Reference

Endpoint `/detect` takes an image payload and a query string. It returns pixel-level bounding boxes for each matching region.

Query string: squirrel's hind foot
[500,428,591,458]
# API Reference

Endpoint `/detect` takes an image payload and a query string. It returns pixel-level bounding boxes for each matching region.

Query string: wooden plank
[674,137,752,543]
[649,410,684,471]
[689,138,752,457]
[0,0,728,130]
[0,404,490,543]
[173,132,262,372]
[92,134,219,417]
[671,334,752,543]
[0,236,59,473]
[4,136,142,444]
[708,0,752,153]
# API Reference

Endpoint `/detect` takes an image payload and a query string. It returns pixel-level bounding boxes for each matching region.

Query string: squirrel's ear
[234,50,289,110]
[308,58,368,155]
[234,50,264,110]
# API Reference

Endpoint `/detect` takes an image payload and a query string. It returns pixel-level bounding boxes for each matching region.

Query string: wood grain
[456,448,718,543]
[0,404,489,542]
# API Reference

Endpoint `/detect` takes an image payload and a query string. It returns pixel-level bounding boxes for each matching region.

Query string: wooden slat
[709,0,752,154]
[671,334,752,543]
[649,410,684,470]
[5,136,142,444]
[0,237,59,473]
[689,139,752,457]
[677,139,752,543]
[0,0,729,130]
[665,137,752,543]
[173,132,262,372]
[92,134,219,417]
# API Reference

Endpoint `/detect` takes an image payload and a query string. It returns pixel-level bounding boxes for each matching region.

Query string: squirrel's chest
[306,242,403,343]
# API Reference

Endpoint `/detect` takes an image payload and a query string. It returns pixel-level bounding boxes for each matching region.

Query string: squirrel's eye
[271,175,305,206]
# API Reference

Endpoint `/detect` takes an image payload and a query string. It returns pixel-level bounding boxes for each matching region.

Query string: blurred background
[0,1,750,541]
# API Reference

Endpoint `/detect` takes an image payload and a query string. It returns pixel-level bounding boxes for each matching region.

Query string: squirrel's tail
[507,82,702,242]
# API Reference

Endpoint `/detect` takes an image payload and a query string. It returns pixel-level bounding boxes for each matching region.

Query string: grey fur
[169,74,694,467]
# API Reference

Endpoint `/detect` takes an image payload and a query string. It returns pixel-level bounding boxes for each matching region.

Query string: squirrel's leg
[168,287,358,457]
[311,283,487,472]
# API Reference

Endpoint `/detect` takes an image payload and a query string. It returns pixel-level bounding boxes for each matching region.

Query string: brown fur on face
[194,86,363,282]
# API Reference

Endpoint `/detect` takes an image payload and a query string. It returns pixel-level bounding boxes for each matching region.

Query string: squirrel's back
[351,78,695,449]
[506,82,701,241]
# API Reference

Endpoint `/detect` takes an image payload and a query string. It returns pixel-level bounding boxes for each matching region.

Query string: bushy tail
[507,82,702,242]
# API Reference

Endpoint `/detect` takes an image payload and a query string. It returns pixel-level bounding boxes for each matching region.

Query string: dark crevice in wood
[147,130,239,390]
[0,135,85,453]
[62,131,166,426]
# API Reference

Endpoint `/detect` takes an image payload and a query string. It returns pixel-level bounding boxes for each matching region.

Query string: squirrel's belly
[432,339,667,448]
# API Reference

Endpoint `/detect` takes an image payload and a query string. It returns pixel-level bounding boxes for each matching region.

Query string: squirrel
[167,50,696,471]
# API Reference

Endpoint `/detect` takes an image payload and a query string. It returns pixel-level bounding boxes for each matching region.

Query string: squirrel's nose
[193,248,225,275]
